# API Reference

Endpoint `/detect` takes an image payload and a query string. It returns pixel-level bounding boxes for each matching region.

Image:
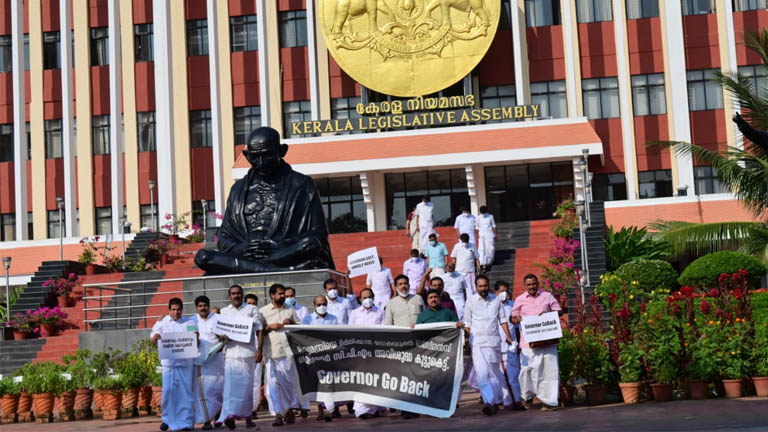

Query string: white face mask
[327,289,338,299]
[316,305,327,315]
[284,297,296,307]
[362,298,374,309]
[498,291,508,302]
[398,291,409,298]
[411,257,418,262]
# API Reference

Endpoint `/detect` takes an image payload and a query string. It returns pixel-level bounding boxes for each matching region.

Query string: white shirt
[151,315,199,367]
[326,296,352,324]
[451,242,479,273]
[218,303,263,358]
[498,301,519,354]
[476,213,496,236]
[366,267,394,298]
[191,313,220,366]
[440,271,468,302]
[349,305,386,325]
[302,312,339,326]
[415,201,434,224]
[292,303,309,323]
[464,293,506,349]
[454,213,476,235]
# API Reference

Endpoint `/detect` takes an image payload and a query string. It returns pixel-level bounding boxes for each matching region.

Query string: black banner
[281,323,464,418]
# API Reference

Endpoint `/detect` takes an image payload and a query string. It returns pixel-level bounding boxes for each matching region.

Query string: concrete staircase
[572,201,609,322]
[87,271,167,331]
[124,231,162,262]
[511,220,560,298]
[484,221,531,295]
[0,338,46,375]
[14,261,82,314]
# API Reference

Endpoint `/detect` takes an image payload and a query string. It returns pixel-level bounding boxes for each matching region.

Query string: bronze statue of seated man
[195,127,335,274]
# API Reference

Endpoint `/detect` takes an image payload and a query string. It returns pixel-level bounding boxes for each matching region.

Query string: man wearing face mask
[243,294,264,420]
[415,196,435,253]
[348,288,386,419]
[464,276,514,416]
[259,284,300,426]
[439,262,469,320]
[402,249,427,295]
[302,295,341,421]
[453,206,477,246]
[451,233,480,297]
[424,233,449,277]
[417,272,458,317]
[191,296,225,430]
[365,257,394,309]
[324,279,351,324]
[494,281,522,409]
[284,287,308,323]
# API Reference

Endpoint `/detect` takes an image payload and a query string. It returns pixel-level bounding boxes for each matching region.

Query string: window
[134,24,153,62]
[387,169,470,229]
[0,35,11,73]
[234,106,261,145]
[638,169,673,199]
[682,0,715,15]
[26,122,30,160]
[137,111,156,152]
[90,27,108,66]
[738,65,768,100]
[190,110,212,148]
[95,207,112,235]
[231,15,259,52]
[526,0,561,27]
[481,85,517,117]
[576,0,612,22]
[283,101,311,138]
[140,204,158,231]
[592,173,627,201]
[279,10,308,48]
[187,19,209,56]
[47,209,64,238]
[631,73,666,116]
[0,124,12,162]
[192,200,216,229]
[687,69,723,111]
[694,166,725,195]
[1,213,15,242]
[315,177,367,233]
[43,32,60,69]
[331,97,362,134]
[484,163,573,222]
[500,0,512,29]
[92,115,110,155]
[626,0,659,18]
[531,80,567,118]
[733,0,768,11]
[582,77,620,119]
[45,119,62,159]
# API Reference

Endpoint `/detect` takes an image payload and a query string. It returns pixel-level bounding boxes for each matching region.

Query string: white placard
[521,311,563,343]
[347,247,381,278]
[13,376,23,383]
[158,331,199,360]
[61,373,72,381]
[213,315,254,343]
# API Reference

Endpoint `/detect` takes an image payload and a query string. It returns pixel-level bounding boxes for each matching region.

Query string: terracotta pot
[85,264,96,275]
[1,394,19,416]
[160,254,169,266]
[743,377,756,397]
[722,378,743,398]
[58,390,76,413]
[92,391,103,411]
[17,392,32,412]
[584,384,607,405]
[619,382,642,404]
[151,386,162,409]
[651,383,674,402]
[688,380,709,400]
[32,393,55,415]
[99,391,122,411]
[168,234,180,243]
[559,384,576,405]
[122,387,140,409]
[40,323,57,337]
[74,388,94,411]
[752,377,768,397]
[138,386,152,408]
[643,380,655,400]
[12,330,28,340]
[57,294,70,308]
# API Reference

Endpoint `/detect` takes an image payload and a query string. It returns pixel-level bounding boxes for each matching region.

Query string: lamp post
[575,200,588,303]
[3,256,11,324]
[148,180,156,231]
[120,212,128,260]
[201,199,208,237]
[56,197,64,261]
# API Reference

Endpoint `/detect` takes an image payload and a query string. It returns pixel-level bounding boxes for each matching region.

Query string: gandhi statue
[194,127,335,274]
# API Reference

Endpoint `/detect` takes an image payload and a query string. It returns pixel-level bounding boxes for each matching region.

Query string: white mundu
[416,201,435,251]
[151,316,198,431]
[191,313,225,425]
[454,213,476,245]
[464,293,507,407]
[476,213,496,266]
[451,242,479,294]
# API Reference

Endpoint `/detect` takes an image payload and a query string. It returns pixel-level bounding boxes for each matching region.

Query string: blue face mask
[284,297,296,307]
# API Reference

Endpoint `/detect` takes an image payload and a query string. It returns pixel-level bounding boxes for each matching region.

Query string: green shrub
[618,340,644,383]
[604,226,670,271]
[62,349,96,389]
[23,362,66,395]
[0,377,20,396]
[752,292,768,326]
[678,251,765,289]
[91,375,125,393]
[572,329,615,386]
[557,329,577,384]
[615,259,678,292]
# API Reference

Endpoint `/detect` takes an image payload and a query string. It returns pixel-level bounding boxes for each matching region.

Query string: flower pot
[122,387,139,410]
[85,264,96,275]
[17,392,32,412]
[559,384,576,405]
[138,386,152,408]
[619,382,642,404]
[151,386,162,411]
[743,377,756,397]
[39,323,57,337]
[168,234,180,243]
[584,384,607,405]
[99,391,122,411]
[688,380,709,400]
[722,378,743,398]
[1,394,19,416]
[74,388,94,411]
[643,380,655,400]
[651,383,674,402]
[57,294,70,308]
[58,390,76,413]
[92,391,103,412]
[12,330,29,340]
[160,254,169,266]
[753,377,768,397]
[32,393,55,416]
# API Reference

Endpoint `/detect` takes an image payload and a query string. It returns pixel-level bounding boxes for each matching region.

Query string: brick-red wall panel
[0,73,11,123]
[43,68,61,102]
[41,0,59,32]
[185,0,207,20]
[579,21,617,78]
[134,61,155,111]
[280,47,309,101]
[0,0,11,35]
[137,151,157,205]
[0,162,13,213]
[476,30,515,87]
[690,110,727,159]
[133,0,153,24]
[734,10,768,65]
[190,147,213,201]
[92,154,111,207]
[589,118,624,173]
[45,157,65,210]
[23,0,29,34]
[187,56,211,110]
[25,71,31,104]
[91,66,110,116]
[683,14,720,70]
[627,18,665,75]
[230,0,257,16]
[527,26,566,81]
[328,55,360,99]
[278,0,305,11]
[44,101,61,119]
[634,114,671,171]
[89,0,108,27]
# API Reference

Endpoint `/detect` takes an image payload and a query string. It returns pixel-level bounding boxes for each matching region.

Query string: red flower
[718,273,729,283]
[680,286,694,297]
[733,273,741,282]
[608,294,618,305]
[666,296,675,304]
[733,289,743,300]
[700,299,711,314]
[738,268,748,277]
[708,288,719,298]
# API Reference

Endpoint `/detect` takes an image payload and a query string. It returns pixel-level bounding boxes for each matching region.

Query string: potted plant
[148,239,173,266]
[150,371,162,416]
[63,350,96,418]
[131,340,159,414]
[24,362,66,421]
[13,367,33,418]
[57,371,77,421]
[9,312,37,340]
[618,340,644,404]
[0,377,20,419]
[92,375,124,420]
[573,329,614,405]
[78,236,100,275]
[643,313,681,402]
[30,306,67,337]
[161,212,190,242]
[115,349,152,417]
[186,223,205,243]
[753,322,768,397]
[721,321,752,398]
[557,329,577,405]
[44,273,79,308]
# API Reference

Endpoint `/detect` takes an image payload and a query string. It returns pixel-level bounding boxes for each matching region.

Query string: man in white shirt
[348,288,387,419]
[494,281,522,408]
[439,262,469,321]
[365,258,394,309]
[284,287,308,323]
[415,196,435,252]
[451,233,480,296]
[190,296,225,430]
[151,297,199,432]
[244,294,264,420]
[476,206,498,273]
[301,295,340,422]
[325,279,352,324]
[402,249,427,295]
[453,206,476,246]
[464,276,514,416]
[216,285,262,430]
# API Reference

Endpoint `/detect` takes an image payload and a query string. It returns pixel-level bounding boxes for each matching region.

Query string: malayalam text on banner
[521,311,563,343]
[157,331,199,360]
[214,315,254,343]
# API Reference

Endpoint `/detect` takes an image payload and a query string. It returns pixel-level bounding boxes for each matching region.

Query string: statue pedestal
[182,269,349,309]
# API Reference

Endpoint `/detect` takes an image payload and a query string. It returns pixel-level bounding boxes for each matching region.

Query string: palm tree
[651,30,768,264]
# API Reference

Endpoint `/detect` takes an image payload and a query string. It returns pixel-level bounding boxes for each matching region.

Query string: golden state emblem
[318,0,501,97]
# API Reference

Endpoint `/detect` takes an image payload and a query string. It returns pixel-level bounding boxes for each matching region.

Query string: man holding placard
[365,257,394,309]
[151,297,199,432]
[191,295,225,430]
[510,274,562,411]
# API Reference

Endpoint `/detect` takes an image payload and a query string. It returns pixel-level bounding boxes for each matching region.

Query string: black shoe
[299,409,308,418]
[160,423,169,431]
[401,411,417,419]
[252,409,259,419]
[202,422,213,431]
[213,422,223,429]
[346,402,355,414]
[359,413,372,420]
[181,429,192,431]
[245,418,258,428]
[224,417,236,430]
[285,410,295,424]
[272,415,284,427]
[482,404,497,416]
[332,408,341,418]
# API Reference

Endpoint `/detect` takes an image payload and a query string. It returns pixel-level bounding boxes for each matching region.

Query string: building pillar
[153,0,177,219]
[207,0,225,221]
[371,171,387,231]
[561,0,583,117]
[360,172,375,232]
[257,0,272,127]
[307,0,320,120]
[470,164,487,210]
[265,1,283,134]
[75,0,95,236]
[29,0,47,239]
[120,0,140,231]
[216,0,236,205]
[108,0,124,235]
[716,0,741,152]
[511,0,530,105]
[60,0,76,236]
[11,0,27,240]
[170,0,191,217]
[465,165,479,215]
[612,0,639,200]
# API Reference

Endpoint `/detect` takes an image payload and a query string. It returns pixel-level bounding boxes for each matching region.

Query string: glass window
[592,173,627,201]
[484,162,574,222]
[638,169,673,199]
[187,19,209,56]
[95,207,112,235]
[0,35,11,73]
[531,80,567,118]
[687,69,723,111]
[45,119,62,159]
[234,106,262,145]
[314,176,366,233]
[694,166,725,195]
[43,31,60,69]
[140,204,158,231]
[92,115,110,155]
[1,213,15,242]
[138,111,156,152]
[134,24,153,62]
[192,200,216,229]
[738,65,768,100]
[576,0,613,22]
[626,0,659,18]
[25,122,30,160]
[481,85,517,123]
[631,73,666,116]
[48,209,65,238]
[279,10,308,48]
[0,124,12,162]
[386,169,470,229]
[283,100,311,138]
[682,0,716,14]
[190,110,212,148]
[331,97,362,134]
[526,0,562,27]
[582,77,620,119]
[733,0,768,10]
[90,27,108,67]
[231,15,259,52]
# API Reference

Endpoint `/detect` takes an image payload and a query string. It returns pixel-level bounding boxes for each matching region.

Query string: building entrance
[385,169,470,230]
[484,162,573,223]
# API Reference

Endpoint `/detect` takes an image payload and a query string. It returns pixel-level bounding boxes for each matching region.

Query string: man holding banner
[302,295,341,421]
[348,288,387,419]
[191,295,225,430]
[151,297,199,432]
[366,257,395,309]
[324,279,352,324]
